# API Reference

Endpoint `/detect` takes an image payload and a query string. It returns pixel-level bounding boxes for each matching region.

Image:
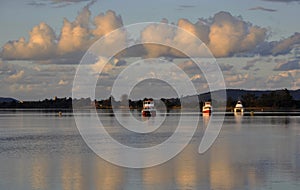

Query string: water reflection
[0,112,300,190]
[234,114,243,131]
[93,157,124,190]
[31,156,48,190]
[202,114,210,127]
[174,145,198,189]
[61,156,83,190]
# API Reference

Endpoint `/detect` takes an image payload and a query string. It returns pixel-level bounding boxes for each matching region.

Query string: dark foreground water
[0,110,300,190]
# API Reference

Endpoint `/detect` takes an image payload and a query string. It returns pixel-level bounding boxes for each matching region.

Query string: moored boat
[234,100,244,114]
[141,99,156,117]
[202,102,212,114]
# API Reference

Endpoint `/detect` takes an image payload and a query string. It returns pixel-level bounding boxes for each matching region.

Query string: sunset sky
[0,0,300,100]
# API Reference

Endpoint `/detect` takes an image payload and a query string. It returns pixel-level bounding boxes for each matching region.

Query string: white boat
[202,102,212,114]
[141,99,156,117]
[234,100,244,114]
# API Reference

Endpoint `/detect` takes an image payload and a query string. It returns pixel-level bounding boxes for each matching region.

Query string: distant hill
[226,89,300,101]
[198,89,300,101]
[290,89,300,100]
[0,88,299,109]
[0,97,19,103]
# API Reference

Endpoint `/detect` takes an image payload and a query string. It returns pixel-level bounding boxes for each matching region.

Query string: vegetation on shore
[1,89,300,111]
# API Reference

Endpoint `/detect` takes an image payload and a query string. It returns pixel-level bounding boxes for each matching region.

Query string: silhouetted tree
[241,93,258,107]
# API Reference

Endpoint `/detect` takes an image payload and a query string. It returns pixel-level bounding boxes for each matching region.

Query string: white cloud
[266,70,300,89]
[1,7,123,62]
[0,60,16,75]
[6,70,25,82]
[28,0,96,8]
[57,18,90,55]
[92,57,110,73]
[5,9,300,62]
[248,6,277,12]
[190,74,204,82]
[140,12,267,58]
[9,84,34,93]
[1,22,56,60]
[58,79,69,85]
[271,33,300,56]
[92,10,123,38]
[274,59,300,71]
[209,12,267,57]
[225,73,251,86]
[0,62,79,100]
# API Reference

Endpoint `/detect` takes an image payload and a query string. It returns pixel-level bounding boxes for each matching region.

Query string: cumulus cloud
[3,9,300,61]
[140,20,212,58]
[1,22,56,60]
[1,10,264,61]
[0,9,285,61]
[209,12,267,57]
[140,11,267,58]
[57,6,91,55]
[1,6,123,62]
[250,33,300,56]
[271,33,300,55]
[141,23,178,58]
[89,57,122,75]
[178,18,210,44]
[92,10,123,38]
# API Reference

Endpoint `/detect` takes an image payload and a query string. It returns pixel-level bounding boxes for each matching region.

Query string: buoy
[58,111,62,117]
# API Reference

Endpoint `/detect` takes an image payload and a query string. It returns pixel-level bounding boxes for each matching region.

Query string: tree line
[1,89,299,110]
[227,89,298,109]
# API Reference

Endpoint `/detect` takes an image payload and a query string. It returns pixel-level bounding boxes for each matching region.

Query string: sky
[0,0,300,100]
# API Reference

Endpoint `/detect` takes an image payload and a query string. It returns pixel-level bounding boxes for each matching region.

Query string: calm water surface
[0,110,300,190]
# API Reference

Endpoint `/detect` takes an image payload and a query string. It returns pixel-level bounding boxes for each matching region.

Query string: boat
[202,102,212,114]
[234,100,244,114]
[141,99,156,117]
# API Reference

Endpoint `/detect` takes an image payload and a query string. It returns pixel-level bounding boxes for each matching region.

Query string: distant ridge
[226,89,300,101]
[0,89,299,108]
[0,97,19,103]
[198,89,300,101]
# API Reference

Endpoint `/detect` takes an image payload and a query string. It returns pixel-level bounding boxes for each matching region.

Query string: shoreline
[1,108,300,116]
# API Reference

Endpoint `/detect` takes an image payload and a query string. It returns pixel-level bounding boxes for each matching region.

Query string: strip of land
[1,89,299,111]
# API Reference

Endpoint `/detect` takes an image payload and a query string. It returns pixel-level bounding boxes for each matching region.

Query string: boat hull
[202,110,211,114]
[202,102,212,115]
[202,108,212,115]
[234,108,244,113]
[141,110,156,117]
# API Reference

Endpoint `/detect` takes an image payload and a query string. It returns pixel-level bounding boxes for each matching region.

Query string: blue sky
[0,0,300,100]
